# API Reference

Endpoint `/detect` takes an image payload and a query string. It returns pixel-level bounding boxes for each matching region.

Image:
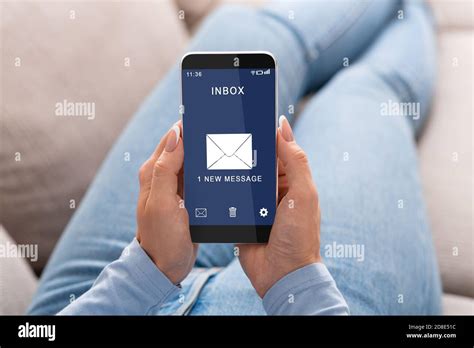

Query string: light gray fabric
[418,29,474,297]
[442,293,474,315]
[428,0,474,30]
[0,225,38,315]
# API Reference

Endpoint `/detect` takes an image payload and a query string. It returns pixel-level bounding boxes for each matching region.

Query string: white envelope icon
[206,133,253,170]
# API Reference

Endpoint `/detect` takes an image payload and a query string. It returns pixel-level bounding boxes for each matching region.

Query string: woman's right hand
[238,116,322,298]
[136,121,197,285]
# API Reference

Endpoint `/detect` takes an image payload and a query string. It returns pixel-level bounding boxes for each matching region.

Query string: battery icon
[254,69,270,76]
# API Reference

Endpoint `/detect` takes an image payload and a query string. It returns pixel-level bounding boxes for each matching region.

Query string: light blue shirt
[59,239,349,315]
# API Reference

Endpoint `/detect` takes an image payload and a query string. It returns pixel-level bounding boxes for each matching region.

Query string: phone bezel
[181,51,277,243]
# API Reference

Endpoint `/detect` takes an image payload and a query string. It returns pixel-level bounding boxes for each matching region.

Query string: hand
[238,115,322,297]
[136,121,197,285]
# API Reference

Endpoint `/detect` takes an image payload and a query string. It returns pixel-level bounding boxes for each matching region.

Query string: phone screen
[182,53,276,242]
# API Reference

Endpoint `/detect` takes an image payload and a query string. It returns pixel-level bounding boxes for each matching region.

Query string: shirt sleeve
[262,263,350,315]
[58,238,180,315]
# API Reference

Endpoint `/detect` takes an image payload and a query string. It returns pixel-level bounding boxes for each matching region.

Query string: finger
[148,125,183,206]
[277,158,286,177]
[278,176,289,202]
[144,120,182,180]
[277,115,315,194]
[138,120,181,207]
[150,120,182,162]
[177,166,184,198]
[278,158,289,202]
[175,120,184,197]
[138,148,166,212]
[176,120,184,197]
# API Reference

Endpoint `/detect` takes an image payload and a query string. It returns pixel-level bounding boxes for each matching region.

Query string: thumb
[149,125,183,201]
[277,115,314,191]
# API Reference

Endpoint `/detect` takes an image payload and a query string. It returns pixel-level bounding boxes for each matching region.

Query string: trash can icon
[229,207,237,218]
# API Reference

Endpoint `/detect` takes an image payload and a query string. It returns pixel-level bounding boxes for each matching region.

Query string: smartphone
[181,52,277,243]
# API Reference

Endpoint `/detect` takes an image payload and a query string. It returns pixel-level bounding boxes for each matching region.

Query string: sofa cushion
[418,30,473,297]
[176,0,219,30]
[428,0,474,30]
[0,1,188,273]
[0,225,37,315]
[442,293,474,315]
[175,0,266,31]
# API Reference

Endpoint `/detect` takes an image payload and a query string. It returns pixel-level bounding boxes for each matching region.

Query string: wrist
[154,263,183,285]
[257,255,322,298]
[137,239,182,285]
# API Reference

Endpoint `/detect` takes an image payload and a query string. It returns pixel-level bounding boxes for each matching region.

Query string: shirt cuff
[58,238,180,315]
[124,238,180,308]
[263,263,348,315]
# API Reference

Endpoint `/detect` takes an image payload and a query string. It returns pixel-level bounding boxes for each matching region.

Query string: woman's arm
[59,238,179,315]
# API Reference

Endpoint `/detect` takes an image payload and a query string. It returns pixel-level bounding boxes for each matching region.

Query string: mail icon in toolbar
[195,208,207,218]
[206,133,253,170]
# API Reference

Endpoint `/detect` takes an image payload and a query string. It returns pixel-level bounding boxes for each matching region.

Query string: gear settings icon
[259,207,268,218]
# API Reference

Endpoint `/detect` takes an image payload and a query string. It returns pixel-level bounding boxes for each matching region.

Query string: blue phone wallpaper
[183,68,276,226]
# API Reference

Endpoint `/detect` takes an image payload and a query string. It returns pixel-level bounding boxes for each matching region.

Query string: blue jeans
[28,0,442,315]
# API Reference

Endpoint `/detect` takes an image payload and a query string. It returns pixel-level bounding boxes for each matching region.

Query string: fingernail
[165,125,180,152]
[279,115,294,142]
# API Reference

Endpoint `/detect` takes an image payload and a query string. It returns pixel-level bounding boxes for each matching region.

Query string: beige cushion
[428,0,474,30]
[442,293,474,315]
[176,0,219,30]
[418,30,473,297]
[176,0,266,31]
[0,225,37,315]
[0,1,188,272]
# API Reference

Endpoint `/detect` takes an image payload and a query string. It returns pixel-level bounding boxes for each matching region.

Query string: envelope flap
[207,133,251,157]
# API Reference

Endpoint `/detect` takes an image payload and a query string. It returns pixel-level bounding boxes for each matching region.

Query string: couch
[0,0,472,315]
